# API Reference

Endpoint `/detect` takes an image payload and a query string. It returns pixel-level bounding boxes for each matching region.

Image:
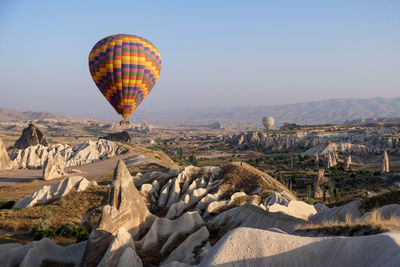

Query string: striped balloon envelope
[89,34,161,120]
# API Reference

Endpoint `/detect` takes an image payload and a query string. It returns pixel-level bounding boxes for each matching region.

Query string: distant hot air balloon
[262,116,275,130]
[89,34,161,125]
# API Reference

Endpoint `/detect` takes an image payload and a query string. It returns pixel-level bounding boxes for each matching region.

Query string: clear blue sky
[0,0,399,120]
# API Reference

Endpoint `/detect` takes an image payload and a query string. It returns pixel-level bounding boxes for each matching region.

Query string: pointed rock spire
[0,138,12,170]
[82,160,154,266]
[382,151,389,173]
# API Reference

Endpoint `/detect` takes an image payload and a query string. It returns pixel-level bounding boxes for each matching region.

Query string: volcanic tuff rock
[10,139,126,169]
[12,123,48,149]
[100,131,132,144]
[81,160,154,266]
[42,152,65,180]
[231,130,400,154]
[15,176,97,209]
[0,238,87,267]
[199,227,400,267]
[0,137,12,169]
[345,154,352,168]
[98,227,140,267]
[382,150,390,173]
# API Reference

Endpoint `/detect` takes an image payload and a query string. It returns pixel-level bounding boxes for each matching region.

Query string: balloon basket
[119,120,130,126]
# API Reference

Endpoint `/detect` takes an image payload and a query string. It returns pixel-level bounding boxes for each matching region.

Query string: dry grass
[0,186,109,232]
[215,163,289,200]
[295,210,400,236]
[118,142,181,170]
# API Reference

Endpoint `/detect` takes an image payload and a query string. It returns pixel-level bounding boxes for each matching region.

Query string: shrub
[44,211,52,220]
[30,219,55,240]
[0,200,15,209]
[56,224,90,243]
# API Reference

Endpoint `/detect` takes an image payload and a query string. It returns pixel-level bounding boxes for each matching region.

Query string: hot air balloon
[262,116,275,130]
[89,34,161,125]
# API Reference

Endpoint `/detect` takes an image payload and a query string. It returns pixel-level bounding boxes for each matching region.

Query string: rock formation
[382,150,389,173]
[15,176,97,209]
[199,227,400,267]
[42,152,64,180]
[10,139,126,170]
[81,160,154,266]
[208,122,224,129]
[13,123,48,149]
[314,154,319,164]
[0,138,12,169]
[345,154,352,169]
[268,200,317,220]
[310,200,361,223]
[313,169,329,199]
[100,131,132,144]
[0,238,87,267]
[325,153,333,168]
[231,130,400,154]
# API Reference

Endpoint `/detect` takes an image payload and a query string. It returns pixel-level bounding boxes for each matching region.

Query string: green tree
[306,184,312,199]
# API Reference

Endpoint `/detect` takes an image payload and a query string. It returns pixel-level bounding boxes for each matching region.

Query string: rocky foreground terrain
[0,157,399,266]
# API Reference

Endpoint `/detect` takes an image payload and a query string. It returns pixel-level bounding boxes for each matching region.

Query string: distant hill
[0,107,66,121]
[132,97,400,126]
[2,97,400,125]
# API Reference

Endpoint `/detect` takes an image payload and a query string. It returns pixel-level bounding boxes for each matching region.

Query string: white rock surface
[268,200,317,220]
[310,200,361,223]
[42,152,65,180]
[98,227,136,267]
[209,205,305,234]
[10,139,125,170]
[0,238,86,267]
[0,138,12,170]
[137,211,204,250]
[15,176,95,208]
[199,227,400,267]
[116,247,143,267]
[162,226,209,265]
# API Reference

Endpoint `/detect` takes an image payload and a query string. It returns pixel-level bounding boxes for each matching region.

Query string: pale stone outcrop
[264,192,290,206]
[116,247,142,267]
[166,188,208,219]
[162,226,209,265]
[10,139,126,170]
[382,150,389,172]
[0,138,12,169]
[81,160,154,266]
[0,238,86,267]
[137,211,204,251]
[42,152,64,180]
[268,200,317,220]
[345,154,352,168]
[199,227,400,267]
[98,227,136,267]
[15,176,96,209]
[310,200,361,223]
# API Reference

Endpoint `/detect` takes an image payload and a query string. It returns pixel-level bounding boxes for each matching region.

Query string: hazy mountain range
[1,97,400,125]
[0,107,67,121]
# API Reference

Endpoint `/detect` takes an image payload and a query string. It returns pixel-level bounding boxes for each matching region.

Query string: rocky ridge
[9,139,127,170]
[230,129,400,154]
